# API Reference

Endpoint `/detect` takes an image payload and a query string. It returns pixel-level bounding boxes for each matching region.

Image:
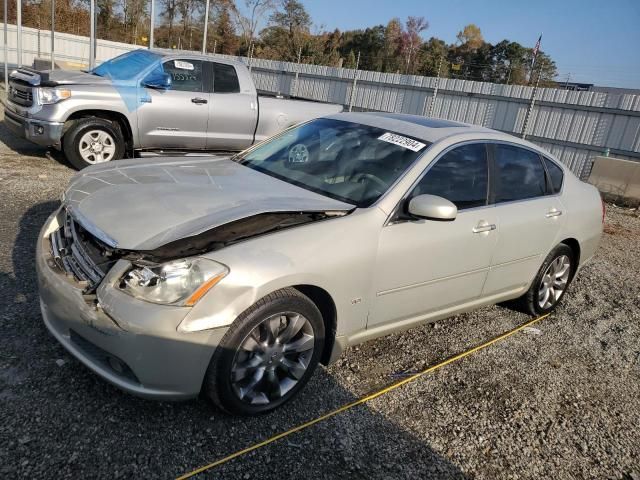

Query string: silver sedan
[36,113,603,415]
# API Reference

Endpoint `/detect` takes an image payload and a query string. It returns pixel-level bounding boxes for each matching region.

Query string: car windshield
[91,50,162,81]
[236,118,430,207]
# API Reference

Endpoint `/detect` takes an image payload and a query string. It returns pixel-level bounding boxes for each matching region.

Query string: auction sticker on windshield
[377,132,426,152]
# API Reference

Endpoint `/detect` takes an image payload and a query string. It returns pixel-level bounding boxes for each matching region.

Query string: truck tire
[63,117,125,170]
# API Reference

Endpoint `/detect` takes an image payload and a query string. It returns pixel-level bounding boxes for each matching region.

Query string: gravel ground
[0,118,639,479]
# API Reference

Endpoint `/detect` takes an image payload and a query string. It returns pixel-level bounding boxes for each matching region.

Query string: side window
[543,157,564,193]
[494,145,547,203]
[163,59,203,92]
[213,63,240,93]
[411,143,488,209]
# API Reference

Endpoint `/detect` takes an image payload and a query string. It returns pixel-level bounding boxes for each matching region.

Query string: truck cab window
[163,59,204,93]
[214,63,240,93]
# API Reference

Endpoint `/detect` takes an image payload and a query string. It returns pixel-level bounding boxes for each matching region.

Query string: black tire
[203,288,325,416]
[63,117,125,170]
[516,243,576,316]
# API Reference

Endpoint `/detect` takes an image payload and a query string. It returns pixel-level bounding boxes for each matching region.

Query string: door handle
[191,97,208,104]
[472,223,496,234]
[545,209,563,218]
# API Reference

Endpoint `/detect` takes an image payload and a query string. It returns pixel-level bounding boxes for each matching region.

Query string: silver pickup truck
[3,49,342,169]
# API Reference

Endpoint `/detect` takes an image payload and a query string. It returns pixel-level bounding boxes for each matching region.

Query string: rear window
[543,157,564,193]
[214,63,240,93]
[494,145,547,203]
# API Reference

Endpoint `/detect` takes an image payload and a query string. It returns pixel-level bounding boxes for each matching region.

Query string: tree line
[7,0,558,86]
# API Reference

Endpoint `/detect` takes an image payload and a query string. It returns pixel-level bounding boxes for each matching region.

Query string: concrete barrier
[588,156,640,206]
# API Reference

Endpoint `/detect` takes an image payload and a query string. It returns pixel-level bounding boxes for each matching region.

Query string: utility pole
[564,73,571,89]
[149,0,154,48]
[89,0,95,69]
[292,46,302,97]
[50,0,55,69]
[202,0,209,54]
[426,55,444,117]
[348,50,360,112]
[16,0,21,66]
[506,64,512,85]
[522,67,542,140]
[3,0,7,88]
[248,42,254,72]
[212,39,216,54]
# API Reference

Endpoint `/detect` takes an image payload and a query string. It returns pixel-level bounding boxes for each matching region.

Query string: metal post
[3,0,7,89]
[50,0,55,69]
[16,0,21,66]
[522,67,541,140]
[292,46,301,97]
[348,50,360,112]
[564,73,571,89]
[425,55,443,117]
[202,0,209,54]
[248,42,254,72]
[89,0,95,68]
[149,0,154,48]
[212,39,216,54]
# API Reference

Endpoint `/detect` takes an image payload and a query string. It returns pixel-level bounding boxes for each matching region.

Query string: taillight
[601,197,606,224]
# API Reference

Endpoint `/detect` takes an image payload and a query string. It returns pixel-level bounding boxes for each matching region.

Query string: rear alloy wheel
[516,243,576,316]
[204,288,325,415]
[63,117,125,170]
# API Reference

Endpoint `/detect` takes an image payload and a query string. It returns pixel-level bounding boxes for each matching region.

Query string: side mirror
[143,72,172,90]
[407,194,457,221]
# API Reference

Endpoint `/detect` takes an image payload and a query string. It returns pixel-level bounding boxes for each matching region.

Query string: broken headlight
[119,258,228,306]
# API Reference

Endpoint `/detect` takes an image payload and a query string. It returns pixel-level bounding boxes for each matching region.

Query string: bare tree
[231,0,275,48]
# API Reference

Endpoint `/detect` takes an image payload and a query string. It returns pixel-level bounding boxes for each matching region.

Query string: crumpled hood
[63,157,354,250]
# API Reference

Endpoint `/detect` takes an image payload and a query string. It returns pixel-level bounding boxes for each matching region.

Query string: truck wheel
[63,117,125,170]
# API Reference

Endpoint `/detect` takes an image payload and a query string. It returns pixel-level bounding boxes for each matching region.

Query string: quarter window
[163,59,203,92]
[494,145,547,203]
[543,157,564,193]
[410,143,488,209]
[214,63,240,93]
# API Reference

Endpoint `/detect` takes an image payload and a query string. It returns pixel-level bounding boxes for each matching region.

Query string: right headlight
[37,87,72,105]
[118,257,229,306]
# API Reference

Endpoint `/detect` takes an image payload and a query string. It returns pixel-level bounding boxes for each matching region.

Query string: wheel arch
[559,237,581,274]
[292,284,337,366]
[65,109,134,152]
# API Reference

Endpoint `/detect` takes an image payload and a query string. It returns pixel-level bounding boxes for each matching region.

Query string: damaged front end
[48,207,349,296]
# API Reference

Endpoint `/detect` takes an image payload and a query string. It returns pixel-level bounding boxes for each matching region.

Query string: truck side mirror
[143,72,172,90]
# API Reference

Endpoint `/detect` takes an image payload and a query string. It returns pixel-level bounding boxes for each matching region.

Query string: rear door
[369,143,498,327]
[482,143,566,296]
[206,62,258,151]
[136,58,210,149]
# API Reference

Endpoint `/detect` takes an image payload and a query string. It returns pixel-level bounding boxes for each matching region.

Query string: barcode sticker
[377,132,426,152]
[174,60,195,71]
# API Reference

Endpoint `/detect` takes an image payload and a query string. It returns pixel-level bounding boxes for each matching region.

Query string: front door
[137,58,210,150]
[369,143,498,327]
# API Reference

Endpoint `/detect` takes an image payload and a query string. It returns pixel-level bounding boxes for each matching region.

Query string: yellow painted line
[177,313,550,479]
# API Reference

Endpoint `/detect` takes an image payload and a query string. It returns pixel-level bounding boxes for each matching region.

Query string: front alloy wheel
[203,288,325,415]
[231,312,315,405]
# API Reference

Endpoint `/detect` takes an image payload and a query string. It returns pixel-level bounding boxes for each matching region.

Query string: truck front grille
[49,211,118,292]
[8,83,34,107]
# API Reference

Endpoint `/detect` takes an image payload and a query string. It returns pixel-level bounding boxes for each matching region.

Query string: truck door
[205,62,258,151]
[137,58,210,150]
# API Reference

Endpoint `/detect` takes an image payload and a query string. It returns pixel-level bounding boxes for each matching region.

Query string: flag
[531,34,542,67]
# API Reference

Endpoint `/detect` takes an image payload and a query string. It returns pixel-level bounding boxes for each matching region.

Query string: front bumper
[3,107,64,147]
[36,211,228,400]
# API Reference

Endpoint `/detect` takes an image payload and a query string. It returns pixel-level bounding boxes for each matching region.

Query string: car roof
[324,111,539,149]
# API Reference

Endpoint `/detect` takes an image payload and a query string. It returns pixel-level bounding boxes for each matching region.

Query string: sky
[301,0,640,89]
